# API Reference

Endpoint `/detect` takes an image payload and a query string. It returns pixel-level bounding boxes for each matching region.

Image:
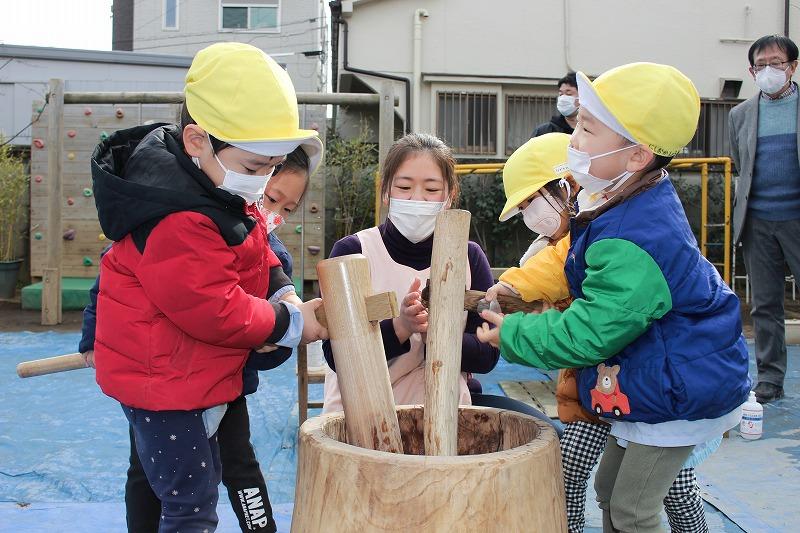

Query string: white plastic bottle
[739,391,763,440]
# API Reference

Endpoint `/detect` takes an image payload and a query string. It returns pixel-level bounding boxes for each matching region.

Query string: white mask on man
[557,95,578,117]
[388,198,445,243]
[755,65,790,94]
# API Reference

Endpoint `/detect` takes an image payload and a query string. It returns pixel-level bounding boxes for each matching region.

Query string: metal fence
[686,100,740,158]
[505,94,557,155]
[436,91,497,155]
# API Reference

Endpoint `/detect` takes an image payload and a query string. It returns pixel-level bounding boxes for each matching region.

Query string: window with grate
[437,92,497,155]
[221,2,279,31]
[685,100,740,157]
[505,94,558,154]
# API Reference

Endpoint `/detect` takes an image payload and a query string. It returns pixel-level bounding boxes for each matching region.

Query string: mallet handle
[16,353,87,378]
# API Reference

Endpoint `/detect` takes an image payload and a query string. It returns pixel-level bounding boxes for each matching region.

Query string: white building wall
[0,48,188,146]
[341,0,800,154]
[133,0,325,92]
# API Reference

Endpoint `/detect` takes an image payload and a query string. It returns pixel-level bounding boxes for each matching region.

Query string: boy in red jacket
[91,42,326,532]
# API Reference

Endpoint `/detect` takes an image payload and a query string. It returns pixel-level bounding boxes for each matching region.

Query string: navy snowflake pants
[123,404,222,533]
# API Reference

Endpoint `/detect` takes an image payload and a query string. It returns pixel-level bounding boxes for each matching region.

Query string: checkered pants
[561,421,708,533]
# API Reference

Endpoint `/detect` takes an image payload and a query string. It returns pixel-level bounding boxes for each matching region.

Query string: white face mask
[557,95,578,117]
[521,194,564,237]
[194,135,274,205]
[215,153,274,205]
[388,198,445,243]
[755,65,790,94]
[567,144,638,195]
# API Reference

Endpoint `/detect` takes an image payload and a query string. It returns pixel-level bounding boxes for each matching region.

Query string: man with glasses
[729,34,800,403]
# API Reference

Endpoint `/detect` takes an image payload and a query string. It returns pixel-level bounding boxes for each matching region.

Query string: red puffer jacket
[90,124,285,410]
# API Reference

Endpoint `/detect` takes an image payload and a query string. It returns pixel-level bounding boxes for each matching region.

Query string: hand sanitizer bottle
[740,391,763,440]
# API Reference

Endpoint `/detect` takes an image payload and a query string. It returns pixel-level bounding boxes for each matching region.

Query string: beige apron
[323,227,472,413]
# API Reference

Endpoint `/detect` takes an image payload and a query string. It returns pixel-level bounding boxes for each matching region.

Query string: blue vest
[567,178,751,423]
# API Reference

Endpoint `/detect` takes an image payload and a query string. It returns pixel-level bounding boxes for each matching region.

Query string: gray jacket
[729,90,800,243]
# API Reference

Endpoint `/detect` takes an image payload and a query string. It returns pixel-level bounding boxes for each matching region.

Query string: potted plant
[0,139,29,298]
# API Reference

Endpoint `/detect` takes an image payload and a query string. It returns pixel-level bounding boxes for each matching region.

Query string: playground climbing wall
[28,101,325,282]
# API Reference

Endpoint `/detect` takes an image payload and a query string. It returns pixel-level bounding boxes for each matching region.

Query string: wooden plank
[298,344,309,425]
[499,380,559,419]
[424,209,471,456]
[314,290,397,330]
[43,79,64,325]
[377,82,394,223]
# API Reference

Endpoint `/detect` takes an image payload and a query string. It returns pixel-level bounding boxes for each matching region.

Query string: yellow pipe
[374,170,382,227]
[453,156,735,284]
[700,164,708,258]
[723,159,732,285]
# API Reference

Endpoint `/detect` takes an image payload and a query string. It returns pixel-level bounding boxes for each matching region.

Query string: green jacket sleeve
[499,238,673,370]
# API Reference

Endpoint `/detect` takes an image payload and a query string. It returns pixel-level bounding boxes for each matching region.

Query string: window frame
[219,1,281,34]
[433,84,501,157]
[162,0,179,31]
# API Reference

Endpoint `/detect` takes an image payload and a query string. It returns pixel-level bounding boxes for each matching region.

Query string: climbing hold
[34,175,43,183]
[295,225,303,234]
[307,245,321,256]
[67,152,75,160]
[33,138,45,149]
[310,122,320,132]
[34,232,42,240]
[115,107,125,119]
[83,188,93,197]
[84,107,92,116]
[63,229,77,241]
[82,256,94,267]
[98,233,106,241]
[67,130,77,138]
[309,202,319,213]
[99,131,109,141]
[36,105,44,113]
[67,197,75,206]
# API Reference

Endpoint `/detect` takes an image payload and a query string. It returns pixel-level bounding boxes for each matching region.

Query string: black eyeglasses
[272,163,284,175]
[752,60,794,72]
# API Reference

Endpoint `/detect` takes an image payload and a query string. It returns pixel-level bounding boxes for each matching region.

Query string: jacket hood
[91,124,249,242]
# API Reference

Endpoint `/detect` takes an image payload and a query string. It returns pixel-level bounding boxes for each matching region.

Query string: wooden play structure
[292,210,567,532]
[30,79,397,325]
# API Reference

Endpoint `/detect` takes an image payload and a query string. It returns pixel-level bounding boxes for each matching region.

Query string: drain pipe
[413,8,429,132]
[785,0,791,37]
[330,0,411,132]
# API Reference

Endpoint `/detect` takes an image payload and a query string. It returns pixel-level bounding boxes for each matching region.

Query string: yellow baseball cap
[576,63,700,157]
[185,42,323,175]
[499,133,571,222]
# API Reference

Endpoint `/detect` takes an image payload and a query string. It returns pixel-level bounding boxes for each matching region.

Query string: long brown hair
[380,133,458,203]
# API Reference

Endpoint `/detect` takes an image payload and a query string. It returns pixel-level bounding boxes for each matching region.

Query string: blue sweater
[79,232,294,396]
[749,89,800,220]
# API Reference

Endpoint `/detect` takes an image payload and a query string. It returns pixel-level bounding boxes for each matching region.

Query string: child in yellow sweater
[486,131,713,533]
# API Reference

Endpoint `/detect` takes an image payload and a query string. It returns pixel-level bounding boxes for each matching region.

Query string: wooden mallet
[17,353,88,378]
[13,301,379,380]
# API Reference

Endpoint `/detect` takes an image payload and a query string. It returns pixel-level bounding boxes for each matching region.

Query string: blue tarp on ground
[1,331,797,531]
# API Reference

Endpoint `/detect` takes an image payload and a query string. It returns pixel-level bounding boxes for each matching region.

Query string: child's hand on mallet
[476,309,505,348]
[81,350,95,368]
[298,298,329,344]
[483,281,517,302]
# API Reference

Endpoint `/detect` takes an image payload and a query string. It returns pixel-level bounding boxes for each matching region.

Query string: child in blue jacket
[478,63,751,532]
